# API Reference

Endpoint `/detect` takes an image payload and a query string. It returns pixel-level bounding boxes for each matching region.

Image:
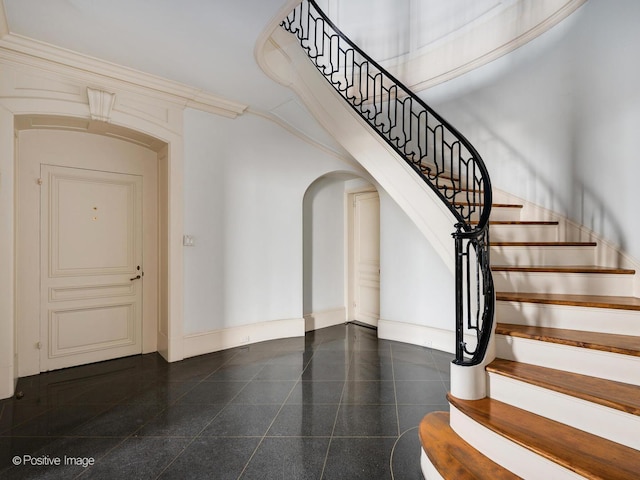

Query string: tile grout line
[235,343,319,479]
[318,336,356,480]
[389,343,401,438]
[4,327,448,479]
[151,348,251,479]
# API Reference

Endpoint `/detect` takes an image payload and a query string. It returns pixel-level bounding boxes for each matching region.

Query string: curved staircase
[421,193,640,479]
[257,1,640,477]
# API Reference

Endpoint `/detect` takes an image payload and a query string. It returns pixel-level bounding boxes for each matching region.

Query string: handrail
[281,0,494,366]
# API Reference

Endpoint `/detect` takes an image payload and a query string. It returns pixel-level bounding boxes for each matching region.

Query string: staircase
[420,193,640,479]
[259,1,640,477]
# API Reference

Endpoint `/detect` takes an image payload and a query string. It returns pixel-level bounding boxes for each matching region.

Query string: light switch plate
[183,234,195,247]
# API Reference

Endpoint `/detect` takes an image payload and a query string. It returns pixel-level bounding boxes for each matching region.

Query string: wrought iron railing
[281,0,494,366]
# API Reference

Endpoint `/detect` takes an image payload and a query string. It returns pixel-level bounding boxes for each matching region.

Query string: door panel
[40,165,143,371]
[353,191,380,326]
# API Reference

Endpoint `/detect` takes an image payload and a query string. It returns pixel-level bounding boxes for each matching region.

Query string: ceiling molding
[247,107,354,165]
[0,31,248,118]
[390,0,589,92]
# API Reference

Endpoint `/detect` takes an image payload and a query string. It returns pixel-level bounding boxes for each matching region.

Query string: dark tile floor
[0,324,452,479]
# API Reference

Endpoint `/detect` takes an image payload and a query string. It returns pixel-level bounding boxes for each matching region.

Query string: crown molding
[389,0,589,92]
[0,31,248,118]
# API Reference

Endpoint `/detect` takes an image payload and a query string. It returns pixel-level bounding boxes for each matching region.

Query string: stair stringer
[257,26,459,275]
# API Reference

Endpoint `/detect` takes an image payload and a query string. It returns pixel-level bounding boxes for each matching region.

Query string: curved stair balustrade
[281,0,494,366]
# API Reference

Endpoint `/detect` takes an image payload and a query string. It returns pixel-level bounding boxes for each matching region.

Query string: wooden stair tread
[496,323,640,357]
[491,241,597,247]
[453,202,522,208]
[471,220,558,225]
[448,395,640,480]
[487,358,640,416]
[419,411,522,480]
[491,265,635,274]
[496,291,640,310]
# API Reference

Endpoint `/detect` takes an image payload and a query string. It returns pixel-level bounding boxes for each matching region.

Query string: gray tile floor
[0,324,452,479]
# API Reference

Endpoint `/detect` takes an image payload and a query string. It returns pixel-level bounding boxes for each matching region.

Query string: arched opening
[302,172,379,331]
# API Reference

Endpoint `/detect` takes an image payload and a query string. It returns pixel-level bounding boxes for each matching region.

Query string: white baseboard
[378,319,458,354]
[183,317,305,359]
[0,364,15,400]
[304,307,346,332]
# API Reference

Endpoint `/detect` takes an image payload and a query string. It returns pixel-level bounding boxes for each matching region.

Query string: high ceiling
[1,0,583,148]
[3,0,293,111]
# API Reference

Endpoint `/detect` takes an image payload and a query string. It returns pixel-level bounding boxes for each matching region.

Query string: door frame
[346,186,380,325]
[15,123,162,376]
[0,77,188,399]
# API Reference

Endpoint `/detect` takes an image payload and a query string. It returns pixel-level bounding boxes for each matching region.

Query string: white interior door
[352,191,380,327]
[40,165,143,371]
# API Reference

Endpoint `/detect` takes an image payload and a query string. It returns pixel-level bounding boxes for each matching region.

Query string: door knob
[130,275,141,281]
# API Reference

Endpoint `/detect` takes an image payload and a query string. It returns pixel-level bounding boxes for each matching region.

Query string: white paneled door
[40,165,143,371]
[352,191,380,327]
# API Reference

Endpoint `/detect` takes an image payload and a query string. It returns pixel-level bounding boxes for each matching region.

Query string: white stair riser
[487,373,640,450]
[473,207,522,222]
[496,301,640,336]
[420,450,445,480]
[491,245,595,266]
[490,224,559,242]
[449,405,585,480]
[496,334,640,386]
[493,271,634,296]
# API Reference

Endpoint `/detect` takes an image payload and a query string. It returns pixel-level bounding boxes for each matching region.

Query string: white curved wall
[303,175,348,316]
[423,0,640,262]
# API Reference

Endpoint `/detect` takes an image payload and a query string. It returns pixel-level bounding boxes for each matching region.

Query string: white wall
[379,191,454,330]
[423,0,640,261]
[183,107,457,343]
[182,108,361,335]
[303,175,347,315]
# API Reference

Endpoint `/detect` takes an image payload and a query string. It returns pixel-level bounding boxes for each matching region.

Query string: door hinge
[36,341,42,350]
[37,178,43,185]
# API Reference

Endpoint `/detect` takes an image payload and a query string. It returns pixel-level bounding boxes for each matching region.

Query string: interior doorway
[348,189,380,327]
[16,123,162,375]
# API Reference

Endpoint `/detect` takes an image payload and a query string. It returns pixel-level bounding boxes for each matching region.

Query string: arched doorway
[14,115,168,375]
[303,173,380,331]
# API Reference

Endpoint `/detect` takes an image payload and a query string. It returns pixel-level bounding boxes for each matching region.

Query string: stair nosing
[453,202,523,208]
[496,323,640,357]
[491,265,635,274]
[491,241,597,247]
[471,220,559,225]
[448,394,640,480]
[419,411,522,480]
[496,292,640,311]
[487,358,640,416]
